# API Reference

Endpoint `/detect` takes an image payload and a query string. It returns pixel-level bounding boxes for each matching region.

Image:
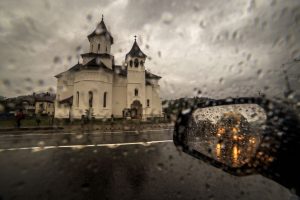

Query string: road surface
[0,129,294,200]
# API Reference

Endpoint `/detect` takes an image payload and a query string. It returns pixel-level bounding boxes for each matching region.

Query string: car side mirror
[173,97,300,181]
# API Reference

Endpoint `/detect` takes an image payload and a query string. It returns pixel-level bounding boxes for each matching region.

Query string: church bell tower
[125,36,147,118]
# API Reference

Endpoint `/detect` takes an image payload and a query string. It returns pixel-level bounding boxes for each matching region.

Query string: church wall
[90,36,111,54]
[56,72,74,101]
[72,70,113,119]
[127,70,146,109]
[144,85,153,117]
[112,75,127,117]
[54,103,71,118]
[151,85,163,116]
[54,72,74,118]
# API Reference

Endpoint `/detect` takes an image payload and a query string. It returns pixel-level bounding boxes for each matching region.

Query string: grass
[0,116,53,128]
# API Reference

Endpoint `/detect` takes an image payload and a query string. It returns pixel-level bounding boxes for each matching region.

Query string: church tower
[125,37,147,119]
[81,15,114,69]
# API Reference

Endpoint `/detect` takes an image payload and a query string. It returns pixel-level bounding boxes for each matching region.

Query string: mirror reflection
[186,104,267,167]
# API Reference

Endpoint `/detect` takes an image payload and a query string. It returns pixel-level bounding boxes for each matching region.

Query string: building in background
[54,16,163,120]
[2,92,55,116]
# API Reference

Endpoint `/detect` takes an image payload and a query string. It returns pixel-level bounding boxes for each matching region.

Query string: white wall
[90,35,111,54]
[72,70,113,119]
[112,75,127,117]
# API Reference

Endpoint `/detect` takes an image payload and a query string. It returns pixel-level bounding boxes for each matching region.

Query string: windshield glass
[0,0,299,199]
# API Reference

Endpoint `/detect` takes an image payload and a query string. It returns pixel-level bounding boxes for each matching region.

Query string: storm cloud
[0,0,299,99]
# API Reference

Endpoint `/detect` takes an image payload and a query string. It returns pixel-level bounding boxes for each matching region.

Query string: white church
[54,16,163,120]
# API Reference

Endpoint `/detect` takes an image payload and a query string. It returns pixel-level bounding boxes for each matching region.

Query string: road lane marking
[0,128,174,138]
[0,140,173,152]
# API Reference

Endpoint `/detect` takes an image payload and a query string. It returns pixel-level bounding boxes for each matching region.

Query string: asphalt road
[0,129,294,200]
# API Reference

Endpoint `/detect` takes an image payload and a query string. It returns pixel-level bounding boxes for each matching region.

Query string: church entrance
[130,100,142,119]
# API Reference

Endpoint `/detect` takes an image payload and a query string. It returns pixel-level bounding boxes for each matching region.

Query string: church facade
[54,17,163,120]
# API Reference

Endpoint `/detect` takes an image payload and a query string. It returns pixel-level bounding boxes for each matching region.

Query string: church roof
[87,18,114,44]
[59,96,73,105]
[125,40,147,60]
[84,58,113,73]
[145,70,161,79]
[68,63,82,71]
[81,52,112,58]
[54,63,81,78]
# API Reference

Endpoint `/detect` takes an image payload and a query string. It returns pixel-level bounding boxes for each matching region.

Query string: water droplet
[257,69,263,78]
[86,14,92,21]
[157,163,164,171]
[48,87,55,93]
[219,78,224,84]
[248,0,256,12]
[161,12,173,24]
[53,56,61,64]
[38,80,44,86]
[182,108,191,115]
[37,141,45,147]
[2,79,11,88]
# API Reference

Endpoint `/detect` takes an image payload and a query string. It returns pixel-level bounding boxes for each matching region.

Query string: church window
[88,91,93,108]
[134,58,139,68]
[129,60,133,67]
[98,44,100,52]
[134,89,138,96]
[76,91,79,107]
[103,92,107,108]
[106,46,108,52]
[140,60,144,66]
[147,99,150,107]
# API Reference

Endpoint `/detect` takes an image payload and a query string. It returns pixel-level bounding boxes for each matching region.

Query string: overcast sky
[0,0,299,99]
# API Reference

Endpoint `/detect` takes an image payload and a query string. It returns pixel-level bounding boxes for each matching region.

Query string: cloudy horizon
[0,0,299,100]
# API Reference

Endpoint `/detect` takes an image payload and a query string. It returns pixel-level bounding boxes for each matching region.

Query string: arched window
[88,91,93,108]
[134,58,139,68]
[105,46,108,52]
[129,60,133,67]
[98,44,100,52]
[140,60,144,67]
[76,91,79,107]
[147,99,150,107]
[134,89,138,96]
[103,92,107,108]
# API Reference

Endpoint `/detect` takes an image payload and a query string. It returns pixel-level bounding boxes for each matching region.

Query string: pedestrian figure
[111,114,114,123]
[36,114,41,127]
[81,115,85,128]
[16,109,25,128]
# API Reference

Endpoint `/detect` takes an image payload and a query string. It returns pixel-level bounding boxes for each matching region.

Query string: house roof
[34,93,56,103]
[125,40,147,60]
[5,93,56,105]
[87,19,114,44]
